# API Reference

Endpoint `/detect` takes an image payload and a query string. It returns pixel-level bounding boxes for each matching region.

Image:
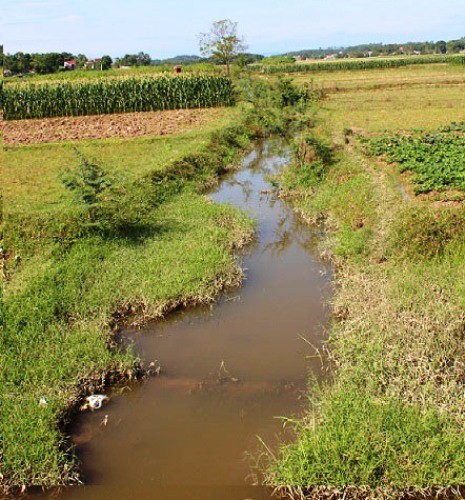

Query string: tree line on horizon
[2,34,464,77]
[2,51,152,76]
[2,47,264,77]
[282,36,465,59]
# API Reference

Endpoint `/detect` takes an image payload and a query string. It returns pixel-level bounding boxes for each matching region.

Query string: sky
[3,0,465,58]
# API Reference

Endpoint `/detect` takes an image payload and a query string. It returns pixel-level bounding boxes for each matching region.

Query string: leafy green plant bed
[361,122,465,194]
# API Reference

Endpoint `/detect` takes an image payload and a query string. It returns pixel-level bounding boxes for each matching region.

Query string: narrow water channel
[53,139,332,499]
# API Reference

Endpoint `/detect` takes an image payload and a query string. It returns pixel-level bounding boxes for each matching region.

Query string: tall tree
[199,19,247,76]
[100,55,113,70]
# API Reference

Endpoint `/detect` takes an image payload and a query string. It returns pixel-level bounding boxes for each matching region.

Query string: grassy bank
[266,66,465,496]
[1,107,257,491]
[1,76,317,492]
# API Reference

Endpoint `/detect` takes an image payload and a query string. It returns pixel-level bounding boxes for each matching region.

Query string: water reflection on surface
[45,140,332,500]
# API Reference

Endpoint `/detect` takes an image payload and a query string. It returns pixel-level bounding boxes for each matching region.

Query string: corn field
[450,55,465,66]
[248,55,455,74]
[2,75,235,120]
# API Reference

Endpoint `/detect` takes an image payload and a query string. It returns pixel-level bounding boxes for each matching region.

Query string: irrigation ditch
[31,138,333,500]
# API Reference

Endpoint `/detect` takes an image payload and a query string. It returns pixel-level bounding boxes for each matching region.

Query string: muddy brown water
[42,140,332,499]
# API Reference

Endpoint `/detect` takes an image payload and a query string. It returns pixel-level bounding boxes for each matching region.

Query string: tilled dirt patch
[3,108,227,145]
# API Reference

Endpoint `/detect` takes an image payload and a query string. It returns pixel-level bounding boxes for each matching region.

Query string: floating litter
[81,394,109,411]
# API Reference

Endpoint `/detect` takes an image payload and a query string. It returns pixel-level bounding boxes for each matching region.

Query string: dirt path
[3,108,227,145]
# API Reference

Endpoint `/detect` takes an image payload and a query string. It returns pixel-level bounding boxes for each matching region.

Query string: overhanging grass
[271,384,465,488]
[281,147,376,260]
[2,193,254,488]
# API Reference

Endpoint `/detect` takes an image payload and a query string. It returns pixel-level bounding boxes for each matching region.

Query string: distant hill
[151,53,264,66]
[151,55,207,66]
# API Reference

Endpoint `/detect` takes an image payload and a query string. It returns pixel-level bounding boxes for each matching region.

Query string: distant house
[4,69,13,77]
[84,58,103,70]
[293,55,302,62]
[64,59,77,70]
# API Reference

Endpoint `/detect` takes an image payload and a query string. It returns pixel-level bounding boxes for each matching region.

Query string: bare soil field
[2,108,227,145]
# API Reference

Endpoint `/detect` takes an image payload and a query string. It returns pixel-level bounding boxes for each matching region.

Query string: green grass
[1,109,256,491]
[267,64,465,495]
[2,192,254,488]
[281,144,376,260]
[271,384,465,488]
[4,108,237,214]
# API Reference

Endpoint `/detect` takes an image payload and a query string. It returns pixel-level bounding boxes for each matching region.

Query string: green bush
[61,151,155,234]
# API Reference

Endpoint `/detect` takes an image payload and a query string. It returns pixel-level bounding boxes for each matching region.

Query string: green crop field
[248,54,462,74]
[2,62,222,84]
[363,122,465,194]
[2,75,235,120]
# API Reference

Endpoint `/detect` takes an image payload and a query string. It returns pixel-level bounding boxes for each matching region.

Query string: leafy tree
[136,51,151,66]
[101,55,113,70]
[4,52,32,74]
[447,38,465,53]
[76,53,88,69]
[199,19,247,76]
[31,52,74,74]
[435,41,447,54]
[119,52,151,67]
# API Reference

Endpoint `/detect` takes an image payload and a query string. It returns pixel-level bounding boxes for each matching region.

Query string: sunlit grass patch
[268,384,465,489]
